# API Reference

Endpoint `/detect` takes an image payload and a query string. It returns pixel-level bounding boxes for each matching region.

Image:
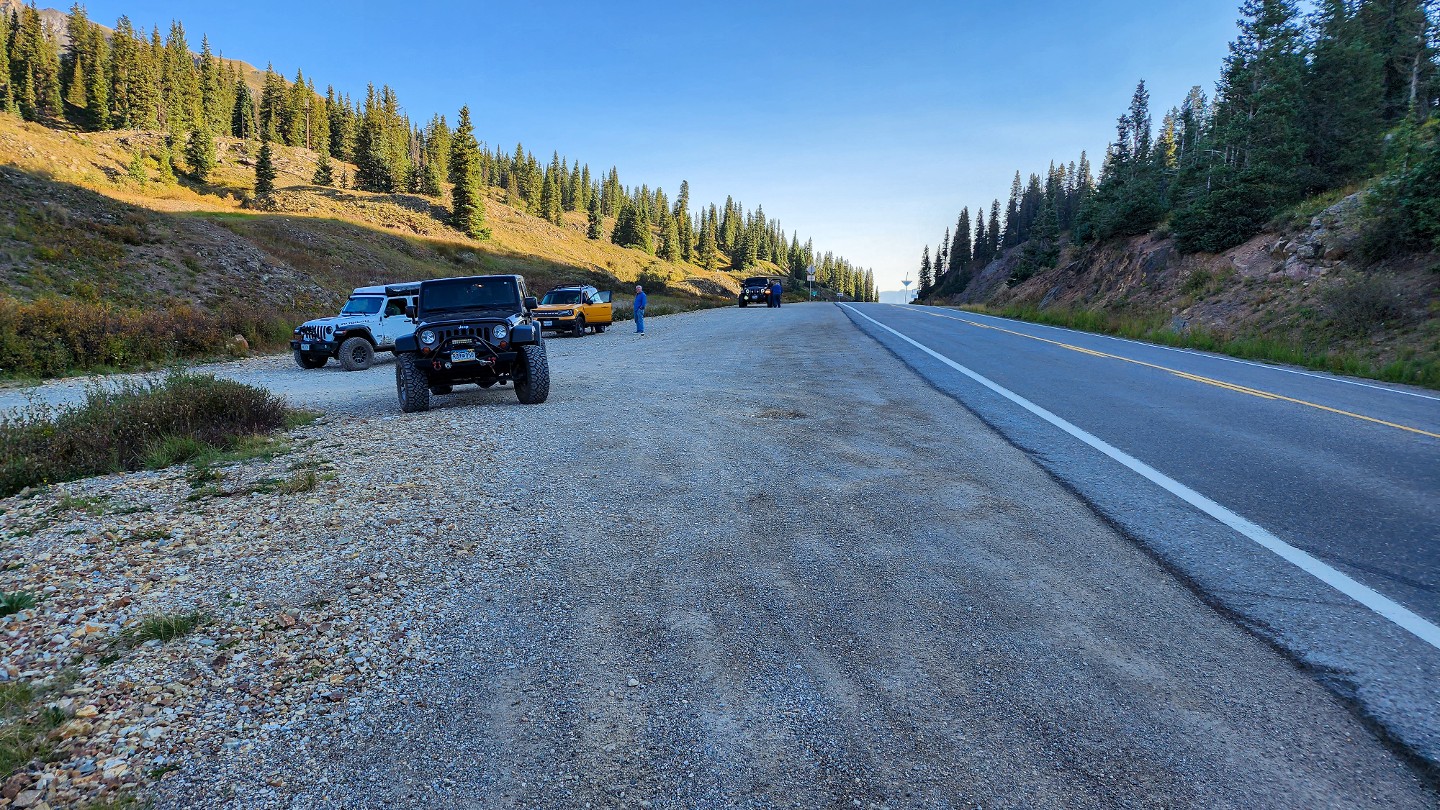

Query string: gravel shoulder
[2,305,1434,808]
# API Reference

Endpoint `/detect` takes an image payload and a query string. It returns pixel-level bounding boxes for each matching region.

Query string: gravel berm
[4,305,1434,808]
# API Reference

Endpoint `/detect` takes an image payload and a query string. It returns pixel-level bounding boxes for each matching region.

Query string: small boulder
[227,334,251,357]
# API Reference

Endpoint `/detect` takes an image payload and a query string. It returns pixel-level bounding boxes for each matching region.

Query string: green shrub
[121,610,209,646]
[0,592,37,617]
[0,373,291,496]
[0,295,297,379]
[1323,274,1406,337]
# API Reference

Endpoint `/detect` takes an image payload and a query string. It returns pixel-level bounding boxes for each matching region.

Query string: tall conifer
[449,105,488,238]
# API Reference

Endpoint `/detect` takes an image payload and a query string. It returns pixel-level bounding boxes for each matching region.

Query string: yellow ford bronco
[534,285,613,337]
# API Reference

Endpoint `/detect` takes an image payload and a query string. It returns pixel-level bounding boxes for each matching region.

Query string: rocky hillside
[928,194,1440,389]
[0,115,751,376]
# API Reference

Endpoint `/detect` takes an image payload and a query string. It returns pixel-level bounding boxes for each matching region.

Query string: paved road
[840,302,1440,769]
[127,304,1436,808]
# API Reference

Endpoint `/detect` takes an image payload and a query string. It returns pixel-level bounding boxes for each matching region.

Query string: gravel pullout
[6,306,1431,807]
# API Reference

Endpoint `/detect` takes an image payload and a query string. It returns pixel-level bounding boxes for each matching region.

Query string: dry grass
[0,114,749,377]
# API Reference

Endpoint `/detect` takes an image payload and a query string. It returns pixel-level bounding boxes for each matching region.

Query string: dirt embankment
[929,194,1439,382]
[0,114,761,376]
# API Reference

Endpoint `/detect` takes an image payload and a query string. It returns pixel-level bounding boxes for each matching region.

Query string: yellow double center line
[911,309,1440,440]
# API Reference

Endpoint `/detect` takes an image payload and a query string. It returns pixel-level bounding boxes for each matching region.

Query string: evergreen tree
[259,65,285,141]
[586,191,603,239]
[987,199,1003,259]
[13,4,63,121]
[199,36,225,132]
[0,11,12,114]
[155,138,176,184]
[313,150,334,186]
[540,167,562,224]
[948,207,972,285]
[283,68,308,147]
[254,136,277,201]
[1087,80,1168,240]
[126,148,147,184]
[697,207,720,269]
[611,200,639,248]
[1355,0,1436,124]
[658,213,681,260]
[353,84,409,192]
[449,105,488,238]
[972,208,989,266]
[161,21,199,132]
[1368,120,1440,251]
[918,246,933,295]
[327,87,355,161]
[1173,0,1307,252]
[231,80,257,139]
[1016,197,1060,283]
[184,125,215,182]
[1304,0,1387,188]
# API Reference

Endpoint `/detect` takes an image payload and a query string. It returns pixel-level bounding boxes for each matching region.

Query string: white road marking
[840,303,1440,650]
[907,305,1440,403]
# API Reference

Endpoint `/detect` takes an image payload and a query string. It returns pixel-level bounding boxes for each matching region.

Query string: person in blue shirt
[769,279,783,308]
[633,284,647,335]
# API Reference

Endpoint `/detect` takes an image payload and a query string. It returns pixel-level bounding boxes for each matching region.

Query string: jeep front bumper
[291,339,336,355]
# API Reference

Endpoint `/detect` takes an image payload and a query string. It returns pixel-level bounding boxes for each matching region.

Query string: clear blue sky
[80,0,1243,290]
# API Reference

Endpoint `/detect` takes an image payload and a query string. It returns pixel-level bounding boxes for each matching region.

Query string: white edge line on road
[840,303,1440,651]
[909,304,1440,403]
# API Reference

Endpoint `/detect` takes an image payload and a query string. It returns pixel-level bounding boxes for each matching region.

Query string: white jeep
[290,283,421,371]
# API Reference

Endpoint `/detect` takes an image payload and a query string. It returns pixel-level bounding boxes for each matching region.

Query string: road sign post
[806,265,815,301]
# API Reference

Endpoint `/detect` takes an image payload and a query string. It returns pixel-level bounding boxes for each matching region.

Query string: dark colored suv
[392,275,549,412]
[739,277,777,307]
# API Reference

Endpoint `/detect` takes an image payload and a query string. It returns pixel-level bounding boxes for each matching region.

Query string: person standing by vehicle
[634,284,647,335]
[770,279,783,308]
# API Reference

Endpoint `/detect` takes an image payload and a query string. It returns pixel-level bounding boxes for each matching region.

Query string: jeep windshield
[421,278,520,315]
[341,296,384,315]
[744,277,771,288]
[540,290,583,306]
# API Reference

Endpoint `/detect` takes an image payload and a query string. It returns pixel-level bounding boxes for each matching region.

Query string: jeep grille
[434,324,498,344]
[298,325,327,340]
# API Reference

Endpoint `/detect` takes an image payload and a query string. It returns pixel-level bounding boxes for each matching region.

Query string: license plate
[451,349,476,362]
[543,320,554,327]
[300,343,310,351]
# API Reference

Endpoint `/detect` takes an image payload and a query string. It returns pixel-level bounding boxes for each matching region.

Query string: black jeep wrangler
[738,276,776,307]
[393,275,549,412]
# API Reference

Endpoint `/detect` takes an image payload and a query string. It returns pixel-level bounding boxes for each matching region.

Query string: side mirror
[523,296,538,310]
[405,305,417,319]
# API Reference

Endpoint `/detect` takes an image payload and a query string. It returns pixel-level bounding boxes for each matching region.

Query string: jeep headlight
[492,325,508,341]
[420,330,436,345]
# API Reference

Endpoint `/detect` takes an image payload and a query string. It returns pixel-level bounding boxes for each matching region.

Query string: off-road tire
[571,315,587,338]
[339,336,375,371]
[396,358,431,413]
[739,300,748,308]
[514,344,550,404]
[294,351,327,369]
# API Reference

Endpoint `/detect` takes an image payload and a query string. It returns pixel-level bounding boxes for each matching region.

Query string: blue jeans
[635,308,645,333]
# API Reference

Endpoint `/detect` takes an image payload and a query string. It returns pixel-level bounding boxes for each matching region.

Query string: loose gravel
[0,305,1434,809]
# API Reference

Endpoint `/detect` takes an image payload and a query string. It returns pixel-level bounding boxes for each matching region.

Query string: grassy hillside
[927,191,1440,389]
[0,115,756,377]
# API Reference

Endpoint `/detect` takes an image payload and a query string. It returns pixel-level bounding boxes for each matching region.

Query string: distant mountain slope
[0,114,754,376]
